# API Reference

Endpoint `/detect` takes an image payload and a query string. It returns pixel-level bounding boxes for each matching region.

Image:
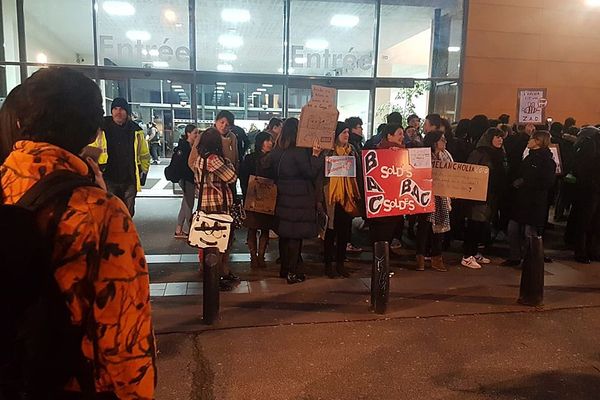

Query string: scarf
[327,144,361,216]
[427,149,452,233]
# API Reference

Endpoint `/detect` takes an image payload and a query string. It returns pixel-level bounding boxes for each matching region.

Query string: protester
[231,124,251,158]
[0,84,23,164]
[417,131,452,272]
[568,126,600,263]
[462,128,507,269]
[446,118,473,163]
[189,110,239,172]
[174,124,199,238]
[0,67,156,398]
[468,114,491,144]
[269,118,323,284]
[386,111,403,126]
[240,131,274,268]
[92,97,150,217]
[193,128,239,290]
[345,116,364,150]
[321,122,363,278]
[423,113,443,134]
[503,131,556,266]
[364,123,387,150]
[265,117,283,142]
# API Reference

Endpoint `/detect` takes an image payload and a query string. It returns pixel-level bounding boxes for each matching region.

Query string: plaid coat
[194,154,237,213]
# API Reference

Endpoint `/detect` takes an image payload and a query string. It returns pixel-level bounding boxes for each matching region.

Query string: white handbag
[188,211,233,253]
[187,156,232,253]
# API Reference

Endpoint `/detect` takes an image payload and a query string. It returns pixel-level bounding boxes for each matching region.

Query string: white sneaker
[461,256,482,269]
[269,230,279,239]
[474,253,491,264]
[390,238,402,250]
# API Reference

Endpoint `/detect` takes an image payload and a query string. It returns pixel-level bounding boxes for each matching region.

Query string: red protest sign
[362,148,434,218]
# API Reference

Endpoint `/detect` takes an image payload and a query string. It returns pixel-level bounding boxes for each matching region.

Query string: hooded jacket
[0,141,156,399]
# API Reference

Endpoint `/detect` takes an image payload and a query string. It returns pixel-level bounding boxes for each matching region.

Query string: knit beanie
[335,121,349,140]
[111,97,130,115]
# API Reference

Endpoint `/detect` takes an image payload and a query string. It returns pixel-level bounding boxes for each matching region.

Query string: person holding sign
[416,131,453,272]
[321,122,363,278]
[270,118,324,284]
[462,128,507,269]
[240,131,275,269]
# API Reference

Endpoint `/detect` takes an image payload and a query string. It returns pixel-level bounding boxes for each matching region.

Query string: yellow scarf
[327,144,361,216]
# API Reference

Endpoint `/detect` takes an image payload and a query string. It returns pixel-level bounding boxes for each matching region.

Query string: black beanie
[111,97,130,115]
[335,121,349,140]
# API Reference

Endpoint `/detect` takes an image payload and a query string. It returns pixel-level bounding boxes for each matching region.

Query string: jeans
[177,180,195,232]
[106,181,137,217]
[150,142,160,162]
[324,204,352,263]
[507,220,538,261]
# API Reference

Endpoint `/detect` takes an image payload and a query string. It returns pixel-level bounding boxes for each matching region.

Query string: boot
[324,262,337,278]
[431,255,447,272]
[416,254,425,271]
[336,261,350,278]
[257,235,269,268]
[248,232,258,269]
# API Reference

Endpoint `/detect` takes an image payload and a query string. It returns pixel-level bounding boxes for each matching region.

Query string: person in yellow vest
[92,98,150,216]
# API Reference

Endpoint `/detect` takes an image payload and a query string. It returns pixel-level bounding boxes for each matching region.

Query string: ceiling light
[149,49,159,57]
[221,8,251,23]
[218,52,237,61]
[586,0,600,6]
[330,14,359,27]
[262,84,273,87]
[175,23,183,28]
[174,88,185,92]
[294,57,307,64]
[152,61,169,68]
[36,53,48,63]
[256,88,267,92]
[102,1,135,16]
[216,86,226,90]
[252,92,261,95]
[126,30,151,41]
[164,9,177,22]
[216,90,224,94]
[218,33,243,48]
[171,84,182,88]
[305,39,328,50]
[216,82,227,86]
[448,46,461,52]
[217,63,233,72]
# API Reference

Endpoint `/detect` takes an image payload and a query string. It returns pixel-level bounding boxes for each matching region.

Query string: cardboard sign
[362,148,434,218]
[432,161,489,201]
[517,88,547,124]
[297,85,339,150]
[325,156,356,177]
[522,144,562,175]
[244,175,277,215]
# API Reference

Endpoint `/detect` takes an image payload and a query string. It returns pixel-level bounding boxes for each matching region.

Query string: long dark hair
[423,130,445,153]
[266,117,282,132]
[198,127,224,158]
[0,85,24,164]
[277,118,298,149]
[254,131,273,153]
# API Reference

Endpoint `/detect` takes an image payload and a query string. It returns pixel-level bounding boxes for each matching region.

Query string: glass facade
[0,0,465,136]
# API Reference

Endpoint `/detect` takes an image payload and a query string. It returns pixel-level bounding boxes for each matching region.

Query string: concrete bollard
[518,235,545,307]
[202,247,220,324]
[371,241,390,314]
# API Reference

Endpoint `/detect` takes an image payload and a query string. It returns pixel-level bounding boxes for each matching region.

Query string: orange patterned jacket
[0,141,156,399]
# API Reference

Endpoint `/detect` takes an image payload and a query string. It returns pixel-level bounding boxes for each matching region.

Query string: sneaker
[424,256,431,261]
[474,253,491,264]
[174,231,188,239]
[390,239,402,250]
[346,243,363,253]
[269,230,279,239]
[461,256,482,269]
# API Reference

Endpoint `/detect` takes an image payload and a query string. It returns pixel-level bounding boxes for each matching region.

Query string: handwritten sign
[297,85,339,150]
[522,144,562,175]
[244,175,277,215]
[517,88,547,124]
[325,156,356,177]
[432,161,489,201]
[362,148,434,218]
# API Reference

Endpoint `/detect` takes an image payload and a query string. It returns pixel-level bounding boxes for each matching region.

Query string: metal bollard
[518,235,545,307]
[371,241,390,314]
[202,247,221,324]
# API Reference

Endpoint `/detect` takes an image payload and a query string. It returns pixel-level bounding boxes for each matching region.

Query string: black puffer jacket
[269,147,323,239]
[511,147,556,226]
[176,138,195,183]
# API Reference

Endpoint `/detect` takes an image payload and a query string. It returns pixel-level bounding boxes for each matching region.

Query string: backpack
[164,146,187,183]
[0,170,100,398]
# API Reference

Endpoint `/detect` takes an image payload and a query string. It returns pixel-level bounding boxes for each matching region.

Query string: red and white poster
[362,148,434,219]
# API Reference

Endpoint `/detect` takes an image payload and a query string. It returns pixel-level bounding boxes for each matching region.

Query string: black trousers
[279,237,302,275]
[574,192,600,259]
[416,215,443,257]
[369,216,402,245]
[463,219,486,257]
[324,204,352,263]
